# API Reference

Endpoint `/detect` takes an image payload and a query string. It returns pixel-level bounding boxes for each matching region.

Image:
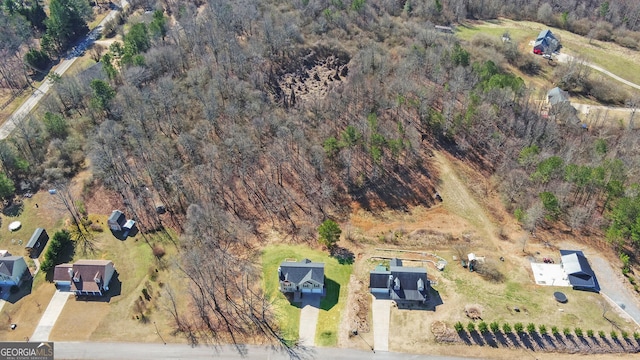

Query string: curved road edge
[0,0,129,140]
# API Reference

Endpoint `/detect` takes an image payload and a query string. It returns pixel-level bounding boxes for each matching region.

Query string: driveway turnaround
[591,256,640,326]
[31,289,72,341]
[298,294,321,347]
[371,297,391,352]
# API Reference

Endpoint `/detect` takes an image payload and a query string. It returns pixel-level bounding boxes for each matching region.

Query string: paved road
[31,289,72,341]
[590,256,640,327]
[54,342,475,360]
[555,53,640,90]
[371,298,391,352]
[299,294,321,347]
[0,3,127,140]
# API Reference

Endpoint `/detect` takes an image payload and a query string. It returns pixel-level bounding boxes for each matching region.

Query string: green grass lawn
[456,18,640,89]
[440,258,637,333]
[262,244,353,347]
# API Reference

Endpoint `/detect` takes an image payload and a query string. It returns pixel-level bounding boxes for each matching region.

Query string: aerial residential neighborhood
[2,0,640,359]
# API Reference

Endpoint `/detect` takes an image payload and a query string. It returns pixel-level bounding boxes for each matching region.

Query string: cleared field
[456,18,640,89]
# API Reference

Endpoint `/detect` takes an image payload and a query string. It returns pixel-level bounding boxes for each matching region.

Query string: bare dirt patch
[339,148,640,358]
[268,45,350,105]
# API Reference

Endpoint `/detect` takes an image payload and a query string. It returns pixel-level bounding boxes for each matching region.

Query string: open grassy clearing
[262,244,352,346]
[0,192,66,261]
[49,217,186,342]
[456,18,640,89]
[340,148,639,356]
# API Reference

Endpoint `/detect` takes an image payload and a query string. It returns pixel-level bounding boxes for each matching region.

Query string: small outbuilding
[25,228,49,258]
[560,250,600,292]
[108,210,126,231]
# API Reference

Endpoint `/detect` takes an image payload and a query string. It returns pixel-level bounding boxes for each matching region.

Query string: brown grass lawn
[0,274,55,341]
[50,221,187,343]
[0,191,66,261]
[339,149,639,356]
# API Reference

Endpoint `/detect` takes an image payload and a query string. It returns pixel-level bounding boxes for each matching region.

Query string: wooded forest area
[2,0,640,352]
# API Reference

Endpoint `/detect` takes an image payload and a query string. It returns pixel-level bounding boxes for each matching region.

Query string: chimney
[68,268,74,280]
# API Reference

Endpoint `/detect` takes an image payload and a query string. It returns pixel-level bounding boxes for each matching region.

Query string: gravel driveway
[371,297,391,352]
[590,256,640,326]
[298,294,320,347]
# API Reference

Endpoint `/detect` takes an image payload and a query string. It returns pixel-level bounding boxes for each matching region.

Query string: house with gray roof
[278,259,325,297]
[533,29,560,55]
[0,255,31,287]
[560,250,599,292]
[370,258,429,304]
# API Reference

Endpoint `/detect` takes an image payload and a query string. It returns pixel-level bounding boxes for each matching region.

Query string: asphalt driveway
[31,289,72,341]
[590,256,640,326]
[298,294,320,346]
[371,297,391,352]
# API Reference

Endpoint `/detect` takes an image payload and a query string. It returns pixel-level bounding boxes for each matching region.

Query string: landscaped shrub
[633,331,640,340]
[40,230,73,272]
[610,330,618,339]
[621,330,629,339]
[467,321,476,332]
[514,322,524,334]
[527,323,537,335]
[454,321,464,332]
[477,321,488,333]
[490,321,500,333]
[502,323,512,334]
[563,327,572,336]
[552,326,560,335]
[539,325,547,334]
[587,329,594,337]
[599,330,606,338]
[574,328,583,337]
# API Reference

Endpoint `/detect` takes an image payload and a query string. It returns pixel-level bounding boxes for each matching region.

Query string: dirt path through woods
[433,151,501,252]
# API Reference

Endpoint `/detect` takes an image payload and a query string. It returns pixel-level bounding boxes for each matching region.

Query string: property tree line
[3,0,640,354]
[452,320,640,353]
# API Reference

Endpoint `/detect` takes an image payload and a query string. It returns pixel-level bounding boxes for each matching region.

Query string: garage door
[301,288,312,293]
[311,288,322,294]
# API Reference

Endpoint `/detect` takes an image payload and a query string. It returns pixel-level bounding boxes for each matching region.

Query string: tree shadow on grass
[506,333,521,348]
[494,331,509,347]
[3,200,24,217]
[530,333,547,349]
[319,277,339,311]
[469,330,485,346]
[330,246,353,265]
[542,334,557,349]
[481,332,498,348]
[517,333,534,350]
[457,331,472,345]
